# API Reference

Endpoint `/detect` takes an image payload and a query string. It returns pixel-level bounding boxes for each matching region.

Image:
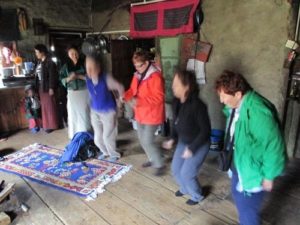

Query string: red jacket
[124,65,165,125]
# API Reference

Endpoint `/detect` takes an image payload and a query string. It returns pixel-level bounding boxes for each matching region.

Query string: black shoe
[154,166,166,176]
[186,199,199,205]
[44,129,54,134]
[175,190,184,197]
[142,161,152,168]
[201,185,211,198]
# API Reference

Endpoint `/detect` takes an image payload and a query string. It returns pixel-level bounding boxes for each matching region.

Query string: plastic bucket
[210,129,225,151]
[24,62,34,71]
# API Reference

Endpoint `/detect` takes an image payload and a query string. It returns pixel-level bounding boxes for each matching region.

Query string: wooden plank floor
[1,119,299,225]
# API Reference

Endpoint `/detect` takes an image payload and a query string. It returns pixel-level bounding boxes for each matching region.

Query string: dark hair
[34,44,48,54]
[2,42,12,49]
[132,50,152,63]
[66,44,79,53]
[175,69,199,97]
[215,70,252,96]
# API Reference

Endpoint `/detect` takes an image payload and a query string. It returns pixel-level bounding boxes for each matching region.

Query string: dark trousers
[171,141,209,201]
[231,170,265,225]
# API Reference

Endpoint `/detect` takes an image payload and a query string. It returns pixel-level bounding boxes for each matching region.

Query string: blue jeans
[171,141,209,202]
[231,170,265,225]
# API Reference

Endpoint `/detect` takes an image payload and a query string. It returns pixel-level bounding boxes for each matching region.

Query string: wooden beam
[0,183,15,203]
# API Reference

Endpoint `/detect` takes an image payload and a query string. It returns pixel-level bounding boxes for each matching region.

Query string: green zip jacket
[59,60,86,91]
[223,90,286,190]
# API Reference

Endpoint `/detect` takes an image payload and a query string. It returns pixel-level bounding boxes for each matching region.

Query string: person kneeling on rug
[24,84,42,134]
[85,55,124,162]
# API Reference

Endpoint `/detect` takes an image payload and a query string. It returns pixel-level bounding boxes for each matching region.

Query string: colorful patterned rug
[0,144,131,199]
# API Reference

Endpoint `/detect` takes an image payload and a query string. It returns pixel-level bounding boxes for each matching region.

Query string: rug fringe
[85,164,132,201]
[112,164,132,182]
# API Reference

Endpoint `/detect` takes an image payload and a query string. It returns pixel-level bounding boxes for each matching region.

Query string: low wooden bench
[0,183,15,203]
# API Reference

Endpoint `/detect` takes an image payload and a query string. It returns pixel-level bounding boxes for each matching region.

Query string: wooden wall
[0,87,28,132]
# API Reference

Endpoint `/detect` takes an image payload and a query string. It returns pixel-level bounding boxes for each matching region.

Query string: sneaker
[154,166,166,176]
[98,154,108,160]
[186,199,199,205]
[31,127,40,134]
[175,190,184,197]
[31,128,38,134]
[107,156,119,162]
[142,161,152,168]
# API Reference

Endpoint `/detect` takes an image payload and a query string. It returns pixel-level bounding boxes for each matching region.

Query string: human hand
[68,72,77,81]
[49,88,54,96]
[262,179,273,192]
[77,74,85,80]
[182,148,193,159]
[162,139,174,150]
[120,96,125,103]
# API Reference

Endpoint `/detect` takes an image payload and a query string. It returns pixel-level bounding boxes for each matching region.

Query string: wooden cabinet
[0,87,28,132]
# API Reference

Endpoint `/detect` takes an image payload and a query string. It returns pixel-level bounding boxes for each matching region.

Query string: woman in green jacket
[59,45,91,139]
[215,70,286,225]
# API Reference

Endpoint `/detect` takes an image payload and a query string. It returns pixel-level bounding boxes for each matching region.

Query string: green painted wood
[159,36,181,103]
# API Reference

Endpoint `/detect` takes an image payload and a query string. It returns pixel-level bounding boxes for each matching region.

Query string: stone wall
[201,0,290,129]
[2,0,293,154]
[92,0,290,126]
[0,0,92,55]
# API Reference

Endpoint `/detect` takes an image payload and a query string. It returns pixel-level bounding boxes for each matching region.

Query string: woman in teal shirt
[59,45,91,139]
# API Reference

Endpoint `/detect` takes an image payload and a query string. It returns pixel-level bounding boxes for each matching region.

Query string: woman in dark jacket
[34,44,59,133]
[162,69,211,205]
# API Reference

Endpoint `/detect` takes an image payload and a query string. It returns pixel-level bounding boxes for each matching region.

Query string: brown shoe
[142,161,152,168]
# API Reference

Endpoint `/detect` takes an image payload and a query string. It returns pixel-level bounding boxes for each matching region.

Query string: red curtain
[130,0,200,38]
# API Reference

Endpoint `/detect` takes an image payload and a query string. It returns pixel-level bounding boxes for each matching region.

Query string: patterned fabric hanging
[130,0,200,38]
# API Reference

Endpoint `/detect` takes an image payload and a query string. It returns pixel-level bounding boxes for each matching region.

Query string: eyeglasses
[134,63,145,68]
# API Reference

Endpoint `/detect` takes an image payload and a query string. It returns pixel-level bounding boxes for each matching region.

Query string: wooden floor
[0,119,300,225]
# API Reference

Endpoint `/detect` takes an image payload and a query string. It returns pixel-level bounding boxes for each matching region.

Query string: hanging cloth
[130,0,200,38]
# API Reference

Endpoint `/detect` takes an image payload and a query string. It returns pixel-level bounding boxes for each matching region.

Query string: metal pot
[2,67,14,78]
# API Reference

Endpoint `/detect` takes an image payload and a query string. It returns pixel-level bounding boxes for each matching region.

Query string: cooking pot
[2,67,14,78]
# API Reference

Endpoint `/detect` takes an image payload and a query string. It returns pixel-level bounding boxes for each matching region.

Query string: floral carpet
[0,144,131,199]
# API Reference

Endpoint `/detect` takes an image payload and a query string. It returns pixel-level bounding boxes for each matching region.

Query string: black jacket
[171,94,211,153]
[40,56,58,92]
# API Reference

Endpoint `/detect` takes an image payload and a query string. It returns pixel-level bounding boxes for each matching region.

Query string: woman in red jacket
[123,51,166,176]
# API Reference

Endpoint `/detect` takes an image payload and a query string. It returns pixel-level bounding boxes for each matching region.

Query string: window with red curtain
[130,0,200,38]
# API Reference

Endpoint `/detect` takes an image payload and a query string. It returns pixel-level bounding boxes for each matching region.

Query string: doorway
[110,38,155,90]
[48,30,86,128]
